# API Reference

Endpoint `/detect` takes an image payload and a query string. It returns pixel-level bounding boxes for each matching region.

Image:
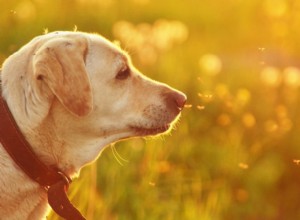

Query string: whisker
[110,144,129,166]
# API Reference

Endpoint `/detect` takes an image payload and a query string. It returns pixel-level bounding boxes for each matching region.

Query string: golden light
[113,19,188,65]
[148,181,156,187]
[242,113,256,128]
[280,118,293,132]
[15,1,36,22]
[264,120,279,133]
[238,163,249,170]
[138,45,158,65]
[236,88,251,106]
[215,84,229,98]
[197,105,205,110]
[198,93,214,103]
[152,19,189,51]
[113,21,140,47]
[275,105,287,118]
[275,105,293,132]
[157,161,171,173]
[217,113,231,126]
[199,54,222,76]
[260,66,281,87]
[77,0,113,7]
[235,188,249,203]
[184,104,193,108]
[293,160,300,166]
[132,0,150,5]
[283,66,300,87]
[263,0,288,17]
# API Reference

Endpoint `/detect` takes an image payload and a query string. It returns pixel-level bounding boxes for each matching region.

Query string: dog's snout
[165,90,187,111]
[174,92,187,109]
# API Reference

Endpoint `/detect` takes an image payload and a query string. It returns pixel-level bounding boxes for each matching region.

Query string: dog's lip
[129,124,171,136]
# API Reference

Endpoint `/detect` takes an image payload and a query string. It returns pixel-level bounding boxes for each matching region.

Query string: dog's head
[1,31,186,171]
[85,33,186,139]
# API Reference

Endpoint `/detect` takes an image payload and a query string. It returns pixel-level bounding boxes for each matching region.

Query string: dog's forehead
[89,34,130,66]
[35,31,129,68]
[89,34,127,56]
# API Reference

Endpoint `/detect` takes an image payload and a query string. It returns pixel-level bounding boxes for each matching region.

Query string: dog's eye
[116,67,130,80]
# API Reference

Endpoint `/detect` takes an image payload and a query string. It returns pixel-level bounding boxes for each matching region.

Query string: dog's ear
[33,36,93,117]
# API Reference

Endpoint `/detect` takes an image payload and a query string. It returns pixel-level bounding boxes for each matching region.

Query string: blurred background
[1,0,300,219]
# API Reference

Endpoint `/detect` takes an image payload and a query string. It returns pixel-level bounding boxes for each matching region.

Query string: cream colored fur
[0,31,186,219]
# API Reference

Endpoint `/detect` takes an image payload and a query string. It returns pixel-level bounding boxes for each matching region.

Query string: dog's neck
[1,82,90,219]
[0,143,50,219]
[0,81,50,219]
[1,80,106,179]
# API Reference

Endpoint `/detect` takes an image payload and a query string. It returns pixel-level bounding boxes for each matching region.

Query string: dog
[0,31,186,219]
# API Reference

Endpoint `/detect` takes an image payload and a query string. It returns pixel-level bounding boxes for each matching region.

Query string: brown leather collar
[0,81,86,220]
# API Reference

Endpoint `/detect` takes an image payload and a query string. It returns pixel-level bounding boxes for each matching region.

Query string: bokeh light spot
[238,163,249,170]
[215,84,229,98]
[15,1,36,22]
[113,19,188,65]
[217,113,231,126]
[199,54,222,76]
[283,66,300,87]
[235,188,249,203]
[242,113,256,128]
[260,66,281,87]
[236,88,251,106]
[264,120,279,133]
[264,0,287,17]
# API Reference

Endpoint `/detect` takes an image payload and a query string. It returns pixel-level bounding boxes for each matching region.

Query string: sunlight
[157,160,171,173]
[3,0,300,219]
[77,0,114,7]
[152,19,189,51]
[217,113,231,126]
[242,113,256,128]
[260,66,281,87]
[235,188,249,203]
[15,1,36,22]
[113,19,188,65]
[215,84,229,99]
[132,0,150,5]
[238,163,249,170]
[283,66,300,87]
[236,88,251,106]
[199,54,222,76]
[264,120,279,133]
[264,0,287,17]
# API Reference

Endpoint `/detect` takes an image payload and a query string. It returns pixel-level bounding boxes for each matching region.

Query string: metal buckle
[57,171,72,189]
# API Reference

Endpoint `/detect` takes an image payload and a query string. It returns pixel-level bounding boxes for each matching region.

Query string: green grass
[2,0,300,219]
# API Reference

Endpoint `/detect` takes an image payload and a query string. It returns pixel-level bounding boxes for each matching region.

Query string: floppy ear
[33,36,93,117]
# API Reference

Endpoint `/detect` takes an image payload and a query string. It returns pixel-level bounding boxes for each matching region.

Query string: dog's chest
[0,143,48,219]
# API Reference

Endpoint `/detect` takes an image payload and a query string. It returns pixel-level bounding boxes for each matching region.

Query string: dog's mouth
[128,105,184,137]
[130,124,171,136]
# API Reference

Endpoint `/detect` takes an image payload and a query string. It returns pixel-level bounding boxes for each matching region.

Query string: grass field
[1,0,300,219]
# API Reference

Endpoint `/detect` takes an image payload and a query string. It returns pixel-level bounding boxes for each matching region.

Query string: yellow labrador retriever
[0,31,186,219]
